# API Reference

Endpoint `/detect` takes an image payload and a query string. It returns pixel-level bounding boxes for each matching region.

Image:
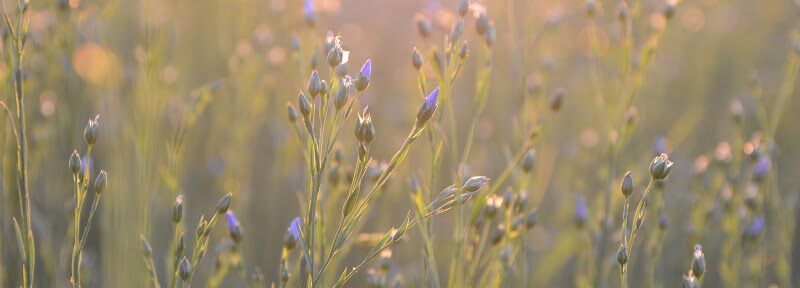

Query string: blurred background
[1,0,800,287]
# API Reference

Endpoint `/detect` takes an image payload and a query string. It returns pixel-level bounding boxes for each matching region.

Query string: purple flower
[752,157,771,182]
[288,216,302,239]
[226,210,239,232]
[652,135,667,156]
[744,216,764,241]
[574,195,588,227]
[426,87,439,110]
[360,60,371,80]
[304,0,314,15]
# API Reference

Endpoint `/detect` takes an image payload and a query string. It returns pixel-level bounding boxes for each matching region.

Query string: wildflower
[744,216,764,240]
[649,153,674,180]
[412,47,423,70]
[173,195,183,223]
[521,149,536,173]
[179,257,192,281]
[617,245,628,265]
[574,195,588,228]
[216,192,232,214]
[69,150,81,175]
[308,71,321,97]
[752,157,771,183]
[621,171,634,197]
[355,110,376,143]
[94,170,108,194]
[355,59,371,92]
[691,244,705,279]
[84,115,99,145]
[652,135,667,156]
[284,217,301,249]
[327,37,347,67]
[416,87,439,124]
[303,0,317,27]
[226,210,243,243]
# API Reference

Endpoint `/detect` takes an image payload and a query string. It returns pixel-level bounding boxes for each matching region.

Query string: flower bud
[586,0,597,17]
[287,103,299,123]
[691,244,705,279]
[298,92,312,119]
[412,47,423,70]
[334,81,349,110]
[308,71,321,97]
[476,11,490,36]
[490,225,505,245]
[379,249,392,271]
[284,217,301,249]
[173,195,184,223]
[664,2,676,20]
[319,80,329,97]
[94,170,108,194]
[526,210,538,229]
[521,149,536,173]
[458,0,470,17]
[179,257,192,281]
[681,275,698,288]
[415,15,432,38]
[462,176,489,192]
[484,22,496,47]
[355,111,375,143]
[327,43,343,67]
[621,171,634,197]
[84,115,100,145]
[69,151,81,175]
[303,0,317,27]
[616,245,628,265]
[417,87,440,124]
[649,153,674,180]
[355,60,371,92]
[458,41,469,60]
[216,193,232,214]
[451,19,464,43]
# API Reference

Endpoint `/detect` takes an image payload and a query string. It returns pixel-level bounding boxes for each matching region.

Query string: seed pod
[216,193,232,214]
[173,195,184,223]
[621,171,634,197]
[412,47,423,70]
[616,245,628,265]
[69,151,81,175]
[179,257,192,281]
[94,170,108,194]
[84,115,100,145]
